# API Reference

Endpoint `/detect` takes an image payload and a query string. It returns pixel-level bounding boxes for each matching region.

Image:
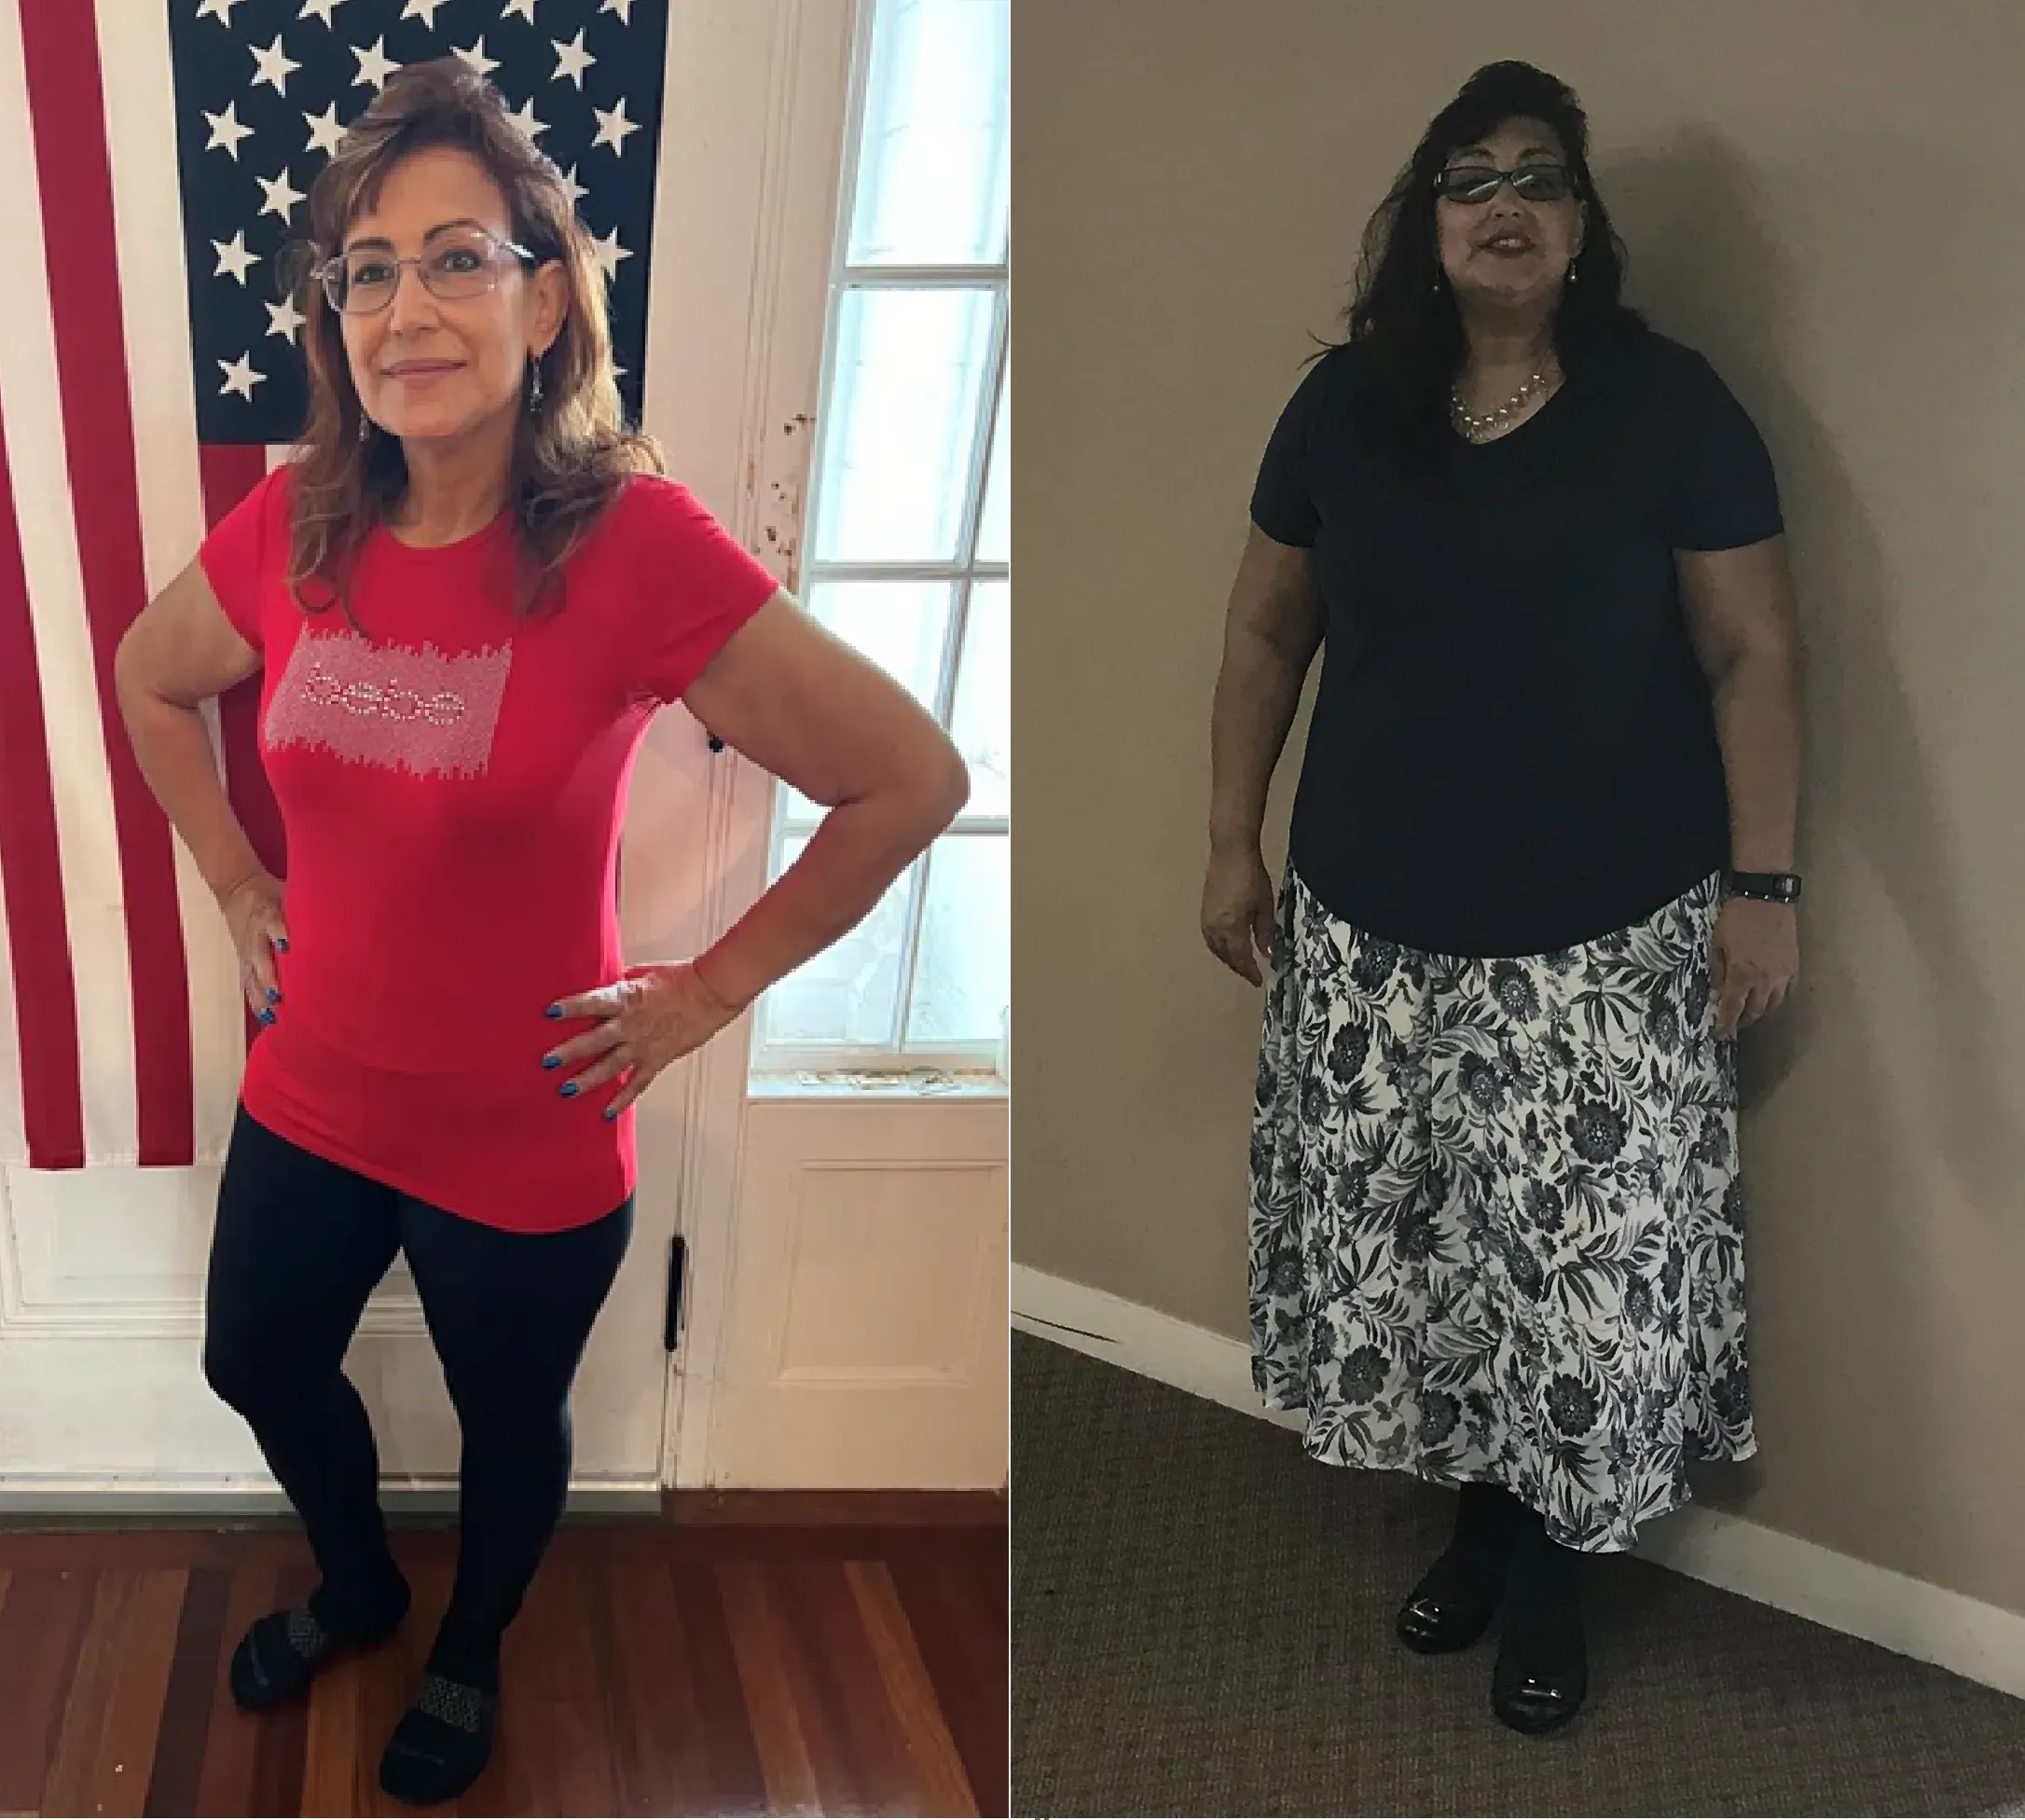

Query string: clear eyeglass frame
[312,227,537,317]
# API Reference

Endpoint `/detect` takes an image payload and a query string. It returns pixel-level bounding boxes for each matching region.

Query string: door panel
[705,1096,1009,1489]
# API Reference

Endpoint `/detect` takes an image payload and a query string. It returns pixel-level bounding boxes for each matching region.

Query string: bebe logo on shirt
[265,626,512,779]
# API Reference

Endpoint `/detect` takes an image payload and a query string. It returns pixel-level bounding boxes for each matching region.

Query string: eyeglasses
[1434,163,1575,204]
[313,225,535,316]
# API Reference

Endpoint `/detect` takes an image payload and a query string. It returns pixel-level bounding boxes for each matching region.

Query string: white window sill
[747,1068,1009,1102]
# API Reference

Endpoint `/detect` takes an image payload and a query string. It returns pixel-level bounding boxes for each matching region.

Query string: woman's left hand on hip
[543,962,746,1118]
[1710,898,1798,1040]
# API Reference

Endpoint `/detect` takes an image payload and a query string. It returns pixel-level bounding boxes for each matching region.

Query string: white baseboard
[1012,1262,2025,1703]
[0,1478,662,1519]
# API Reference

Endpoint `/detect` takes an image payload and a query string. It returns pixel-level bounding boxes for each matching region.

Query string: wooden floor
[0,1505,1007,1816]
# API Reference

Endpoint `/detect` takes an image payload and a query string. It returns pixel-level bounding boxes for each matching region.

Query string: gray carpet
[1012,1331,2025,1817]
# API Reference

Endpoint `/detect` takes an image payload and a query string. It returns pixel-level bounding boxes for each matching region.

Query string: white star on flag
[552,30,595,89]
[212,230,260,285]
[506,96,549,143]
[303,103,348,159]
[401,0,453,25]
[453,38,501,79]
[558,164,587,210]
[256,168,307,223]
[299,0,351,23]
[250,35,301,97]
[197,0,248,24]
[503,0,541,21]
[351,37,399,91]
[218,353,267,401]
[592,98,639,155]
[587,225,629,283]
[601,0,636,21]
[203,102,255,161]
[266,295,308,346]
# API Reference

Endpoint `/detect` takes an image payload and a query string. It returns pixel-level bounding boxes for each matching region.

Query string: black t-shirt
[1249,328,1783,958]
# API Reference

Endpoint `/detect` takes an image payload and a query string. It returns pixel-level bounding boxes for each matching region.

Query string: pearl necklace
[1450,368,1555,443]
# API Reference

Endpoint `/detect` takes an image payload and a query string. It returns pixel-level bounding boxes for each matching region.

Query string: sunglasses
[1434,163,1575,204]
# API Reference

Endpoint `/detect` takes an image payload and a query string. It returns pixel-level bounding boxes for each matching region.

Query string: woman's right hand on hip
[219,870,290,1022]
[1202,846,1276,986]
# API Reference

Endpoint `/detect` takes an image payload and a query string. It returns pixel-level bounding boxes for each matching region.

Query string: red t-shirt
[199,466,778,1232]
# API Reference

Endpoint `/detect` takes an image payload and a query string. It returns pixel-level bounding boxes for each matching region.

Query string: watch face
[1729,873,1799,902]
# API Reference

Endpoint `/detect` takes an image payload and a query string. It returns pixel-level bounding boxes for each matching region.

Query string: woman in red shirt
[114,61,968,1807]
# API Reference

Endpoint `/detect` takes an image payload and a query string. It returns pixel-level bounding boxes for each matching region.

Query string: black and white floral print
[1248,867,1753,1553]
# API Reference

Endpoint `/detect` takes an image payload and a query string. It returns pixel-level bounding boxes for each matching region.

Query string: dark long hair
[1336,61,1645,488]
[280,58,663,624]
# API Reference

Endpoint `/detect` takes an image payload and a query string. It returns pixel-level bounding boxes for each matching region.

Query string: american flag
[0,0,668,1171]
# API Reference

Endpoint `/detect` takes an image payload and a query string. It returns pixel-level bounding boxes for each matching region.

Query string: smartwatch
[1725,871,1801,905]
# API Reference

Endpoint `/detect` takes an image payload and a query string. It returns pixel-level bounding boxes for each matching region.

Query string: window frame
[751,0,1010,1078]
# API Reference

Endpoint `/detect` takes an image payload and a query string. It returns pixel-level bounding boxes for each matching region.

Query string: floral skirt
[1247,865,1754,1553]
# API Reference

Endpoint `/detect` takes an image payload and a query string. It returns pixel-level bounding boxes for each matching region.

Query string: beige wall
[1013,0,2025,1614]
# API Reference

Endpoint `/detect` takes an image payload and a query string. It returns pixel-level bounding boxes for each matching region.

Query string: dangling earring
[527,353,544,415]
[357,413,371,443]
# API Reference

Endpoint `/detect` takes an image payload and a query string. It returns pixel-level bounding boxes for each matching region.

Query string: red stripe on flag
[199,444,284,1055]
[20,0,193,1165]
[0,401,87,1170]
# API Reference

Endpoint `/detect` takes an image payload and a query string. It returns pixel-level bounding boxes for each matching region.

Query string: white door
[658,0,1013,1492]
[0,0,771,1503]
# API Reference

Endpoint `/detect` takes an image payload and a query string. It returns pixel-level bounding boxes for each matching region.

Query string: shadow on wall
[1601,129,2023,1555]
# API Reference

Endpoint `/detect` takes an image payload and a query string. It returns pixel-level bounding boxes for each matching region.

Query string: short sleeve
[1664,352,1784,551]
[1249,355,1335,547]
[618,476,780,703]
[198,463,290,652]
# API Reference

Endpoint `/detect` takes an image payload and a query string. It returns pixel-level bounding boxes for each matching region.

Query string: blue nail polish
[559,1082,578,1097]
[542,1055,558,1070]
[545,1004,562,1019]
[257,1008,275,1026]
[274,937,289,952]
[266,987,279,1004]
[602,1107,618,1122]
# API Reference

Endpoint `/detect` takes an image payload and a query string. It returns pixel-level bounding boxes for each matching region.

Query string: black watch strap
[1726,870,1801,904]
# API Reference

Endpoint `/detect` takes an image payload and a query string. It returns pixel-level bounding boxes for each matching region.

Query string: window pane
[975,360,1007,564]
[809,578,951,705]
[778,579,953,824]
[848,0,1010,268]
[815,287,995,563]
[949,581,1007,819]
[760,838,916,1050]
[905,834,1009,1048]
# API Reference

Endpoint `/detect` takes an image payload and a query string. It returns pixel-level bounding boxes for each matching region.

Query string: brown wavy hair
[281,57,663,622]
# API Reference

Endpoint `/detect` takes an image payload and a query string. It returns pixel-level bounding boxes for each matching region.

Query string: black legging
[203,1106,632,1677]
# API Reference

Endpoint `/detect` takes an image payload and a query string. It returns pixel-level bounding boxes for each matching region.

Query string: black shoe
[378,1672,500,1807]
[1396,1581,1503,1653]
[1491,1526,1588,1735]
[227,1573,411,1714]
[1394,1482,1524,1654]
[1491,1654,1589,1735]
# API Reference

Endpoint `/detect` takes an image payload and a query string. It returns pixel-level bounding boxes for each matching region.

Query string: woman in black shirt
[1203,61,1802,1735]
